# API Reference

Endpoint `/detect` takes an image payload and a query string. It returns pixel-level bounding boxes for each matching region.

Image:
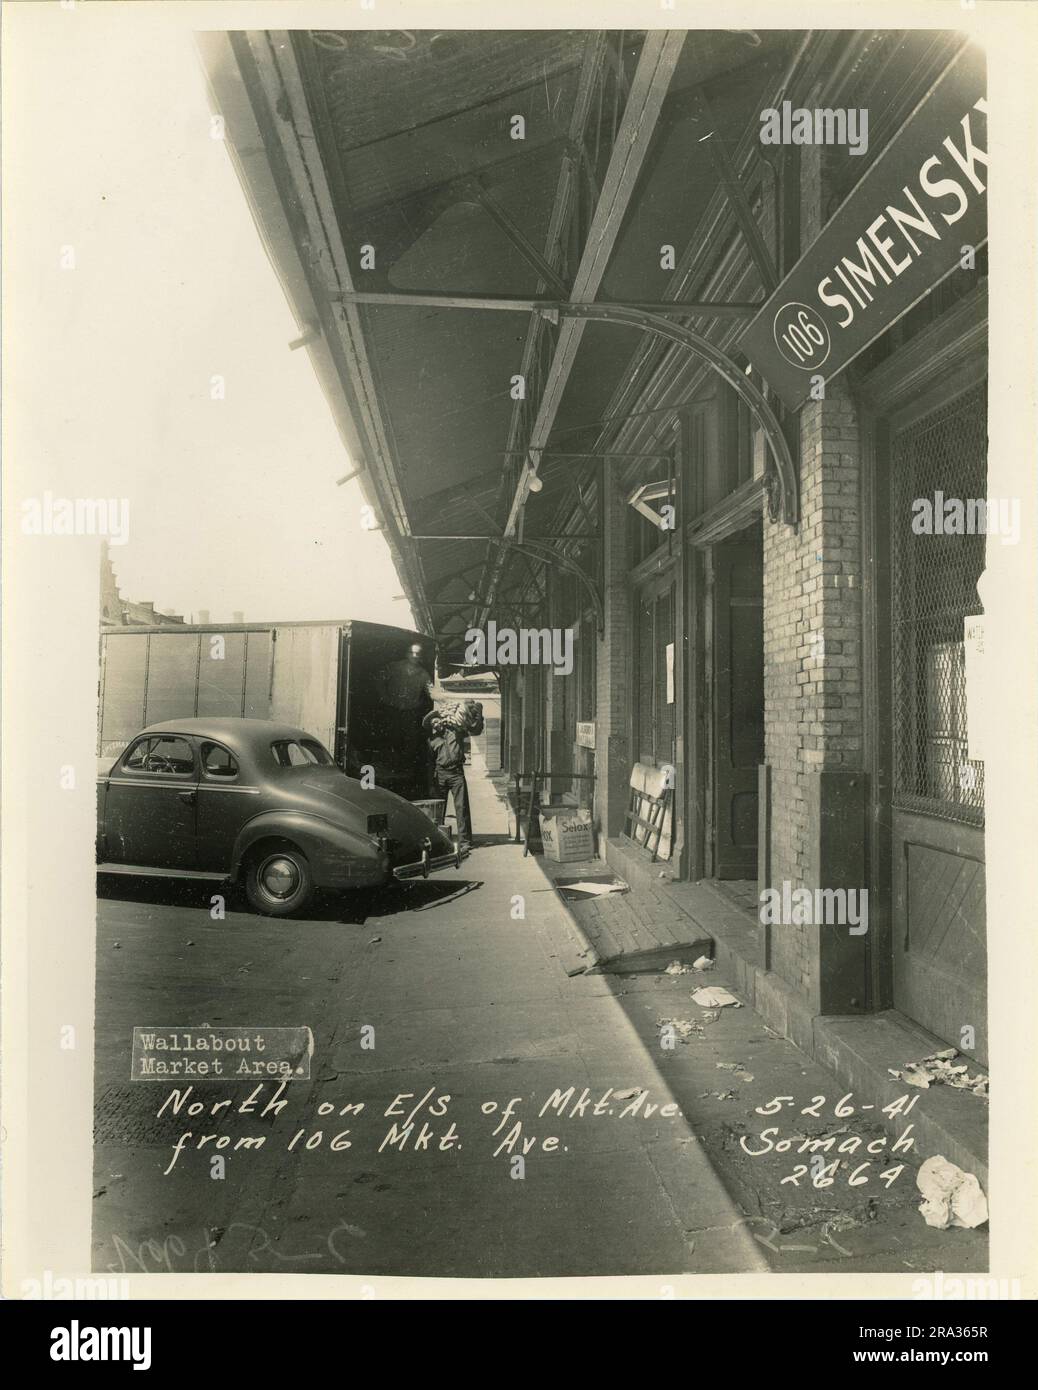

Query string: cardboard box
[538,807,595,862]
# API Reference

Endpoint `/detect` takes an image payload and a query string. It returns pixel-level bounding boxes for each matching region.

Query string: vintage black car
[96,718,463,916]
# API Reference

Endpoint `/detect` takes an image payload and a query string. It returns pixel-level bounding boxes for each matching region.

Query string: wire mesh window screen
[891,382,987,824]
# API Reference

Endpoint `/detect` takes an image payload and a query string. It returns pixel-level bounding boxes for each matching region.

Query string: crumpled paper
[691,986,741,1008]
[889,1047,988,1097]
[657,1017,703,1040]
[916,1154,988,1230]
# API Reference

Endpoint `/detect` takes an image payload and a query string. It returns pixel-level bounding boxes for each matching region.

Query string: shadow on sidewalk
[96,873,486,925]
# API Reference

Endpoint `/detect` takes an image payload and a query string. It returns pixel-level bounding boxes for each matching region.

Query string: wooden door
[889,383,987,1063]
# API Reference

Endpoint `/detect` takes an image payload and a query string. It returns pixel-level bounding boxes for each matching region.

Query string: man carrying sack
[423,702,483,850]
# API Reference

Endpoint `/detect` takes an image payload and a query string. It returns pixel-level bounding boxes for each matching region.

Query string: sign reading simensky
[739,43,986,411]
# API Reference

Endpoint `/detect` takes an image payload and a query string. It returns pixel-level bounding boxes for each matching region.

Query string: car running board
[96,863,228,882]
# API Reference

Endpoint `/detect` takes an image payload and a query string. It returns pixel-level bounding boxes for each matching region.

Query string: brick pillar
[761,140,868,1015]
[595,459,631,837]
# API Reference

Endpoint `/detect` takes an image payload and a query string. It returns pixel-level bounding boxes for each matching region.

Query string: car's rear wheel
[245,846,315,917]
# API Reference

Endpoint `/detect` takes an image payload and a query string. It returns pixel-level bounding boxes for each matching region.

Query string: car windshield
[270,738,334,768]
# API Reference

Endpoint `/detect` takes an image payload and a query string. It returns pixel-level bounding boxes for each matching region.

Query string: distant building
[100,542,185,626]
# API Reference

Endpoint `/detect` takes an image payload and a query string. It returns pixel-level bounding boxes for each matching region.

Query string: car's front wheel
[245,846,315,917]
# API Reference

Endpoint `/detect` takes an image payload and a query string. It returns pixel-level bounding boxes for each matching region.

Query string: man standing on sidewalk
[423,709,474,851]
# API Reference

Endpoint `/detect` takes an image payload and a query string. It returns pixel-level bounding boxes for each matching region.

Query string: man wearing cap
[423,709,473,851]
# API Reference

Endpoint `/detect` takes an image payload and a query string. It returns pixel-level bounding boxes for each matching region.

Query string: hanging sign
[739,44,986,410]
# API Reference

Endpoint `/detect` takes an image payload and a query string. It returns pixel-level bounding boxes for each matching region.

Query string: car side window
[300,738,333,765]
[201,742,239,779]
[123,735,195,776]
[271,739,331,767]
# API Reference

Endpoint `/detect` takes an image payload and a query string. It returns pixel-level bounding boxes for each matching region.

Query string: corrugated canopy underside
[289,28,797,655]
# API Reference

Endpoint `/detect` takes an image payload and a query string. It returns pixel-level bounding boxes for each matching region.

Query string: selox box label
[539,809,595,863]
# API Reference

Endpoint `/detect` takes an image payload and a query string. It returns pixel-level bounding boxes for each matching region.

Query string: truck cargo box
[98,619,436,800]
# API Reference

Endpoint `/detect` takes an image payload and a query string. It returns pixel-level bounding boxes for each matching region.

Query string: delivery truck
[97,619,437,801]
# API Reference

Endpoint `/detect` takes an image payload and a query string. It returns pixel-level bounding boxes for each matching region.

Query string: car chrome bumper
[392,842,469,880]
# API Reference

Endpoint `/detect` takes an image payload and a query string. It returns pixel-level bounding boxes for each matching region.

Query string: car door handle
[178,790,196,806]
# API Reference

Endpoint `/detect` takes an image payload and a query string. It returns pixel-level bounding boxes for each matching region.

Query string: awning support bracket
[554,303,798,526]
[482,538,604,637]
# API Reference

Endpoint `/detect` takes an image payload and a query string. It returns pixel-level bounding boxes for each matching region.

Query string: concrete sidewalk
[92,746,768,1278]
[481,755,988,1199]
[439,756,989,1272]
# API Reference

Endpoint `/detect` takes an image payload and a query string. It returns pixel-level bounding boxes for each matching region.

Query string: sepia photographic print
[3,0,1038,1331]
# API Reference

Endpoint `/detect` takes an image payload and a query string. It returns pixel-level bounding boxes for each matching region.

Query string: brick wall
[762,142,865,996]
[763,381,864,992]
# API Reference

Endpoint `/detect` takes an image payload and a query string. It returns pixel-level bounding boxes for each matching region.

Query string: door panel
[194,740,258,870]
[713,542,763,878]
[243,630,274,718]
[196,632,248,716]
[270,624,340,754]
[103,735,199,869]
[892,809,987,1064]
[99,635,148,755]
[143,634,202,726]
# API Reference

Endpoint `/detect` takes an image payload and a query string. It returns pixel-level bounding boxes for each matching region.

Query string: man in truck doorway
[374,640,435,796]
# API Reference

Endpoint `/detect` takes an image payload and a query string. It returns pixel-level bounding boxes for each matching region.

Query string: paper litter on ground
[557,880,629,898]
[658,1017,703,1041]
[916,1155,988,1230]
[716,1061,753,1081]
[664,960,694,974]
[691,986,741,1008]
[888,1047,988,1097]
[692,955,715,971]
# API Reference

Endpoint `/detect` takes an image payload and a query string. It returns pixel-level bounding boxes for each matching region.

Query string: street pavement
[92,750,987,1280]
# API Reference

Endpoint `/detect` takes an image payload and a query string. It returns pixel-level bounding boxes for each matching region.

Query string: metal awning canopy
[199,27,807,663]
